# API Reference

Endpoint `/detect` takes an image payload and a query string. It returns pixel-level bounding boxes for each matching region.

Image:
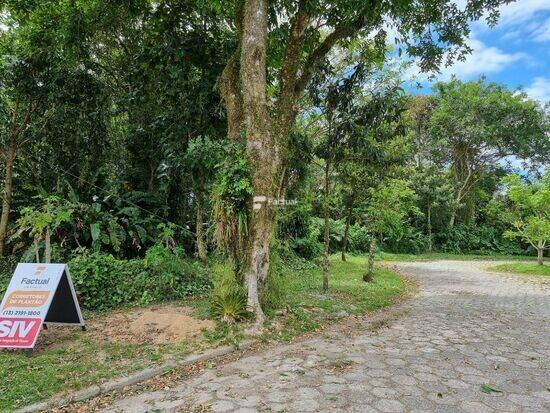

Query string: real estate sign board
[0,263,84,349]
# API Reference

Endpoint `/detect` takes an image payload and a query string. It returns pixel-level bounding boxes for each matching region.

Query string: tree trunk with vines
[322,159,331,291]
[0,141,17,256]
[363,237,376,282]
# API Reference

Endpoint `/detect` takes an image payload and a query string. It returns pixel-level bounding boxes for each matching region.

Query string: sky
[404,0,550,102]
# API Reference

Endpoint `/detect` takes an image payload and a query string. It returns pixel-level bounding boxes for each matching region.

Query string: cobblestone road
[102,261,550,413]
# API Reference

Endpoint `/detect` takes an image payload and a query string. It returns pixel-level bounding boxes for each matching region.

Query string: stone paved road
[101,261,550,413]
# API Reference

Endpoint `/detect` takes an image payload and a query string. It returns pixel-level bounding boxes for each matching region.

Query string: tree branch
[276,3,310,132]
[293,11,372,98]
[217,4,244,141]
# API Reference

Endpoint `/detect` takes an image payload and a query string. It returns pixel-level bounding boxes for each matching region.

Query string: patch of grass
[0,339,168,411]
[263,254,407,341]
[488,262,550,277]
[480,383,503,394]
[377,251,535,262]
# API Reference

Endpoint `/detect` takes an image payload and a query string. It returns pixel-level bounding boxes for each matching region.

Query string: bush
[437,224,525,255]
[382,227,429,254]
[0,255,19,297]
[69,248,211,311]
[144,245,212,298]
[290,236,323,259]
[347,224,371,253]
[209,262,247,322]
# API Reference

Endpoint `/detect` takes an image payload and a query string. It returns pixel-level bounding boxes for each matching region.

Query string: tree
[221,0,516,323]
[307,44,376,291]
[428,79,549,227]
[12,195,74,263]
[407,95,436,168]
[411,166,453,252]
[501,173,550,265]
[185,137,226,263]
[361,179,418,281]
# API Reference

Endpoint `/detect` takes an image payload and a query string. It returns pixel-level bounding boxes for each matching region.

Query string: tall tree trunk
[196,202,207,263]
[537,242,544,265]
[363,237,376,282]
[196,177,208,263]
[0,140,17,256]
[322,160,331,291]
[427,203,432,253]
[34,239,40,263]
[448,209,456,228]
[240,0,274,324]
[45,228,51,263]
[341,207,352,262]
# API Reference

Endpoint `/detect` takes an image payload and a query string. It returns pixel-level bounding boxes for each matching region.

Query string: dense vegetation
[0,1,548,324]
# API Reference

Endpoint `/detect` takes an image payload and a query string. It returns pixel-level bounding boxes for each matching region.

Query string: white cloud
[532,17,550,42]
[405,36,525,83]
[524,77,550,102]
[495,0,550,27]
[473,0,550,43]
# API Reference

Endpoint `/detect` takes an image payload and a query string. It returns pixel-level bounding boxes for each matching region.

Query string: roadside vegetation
[0,254,405,411]
[489,263,550,277]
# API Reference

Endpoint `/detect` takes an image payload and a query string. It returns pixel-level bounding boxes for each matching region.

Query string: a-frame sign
[0,263,85,350]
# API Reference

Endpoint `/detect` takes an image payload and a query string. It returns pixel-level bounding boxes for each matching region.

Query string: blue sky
[404,0,550,102]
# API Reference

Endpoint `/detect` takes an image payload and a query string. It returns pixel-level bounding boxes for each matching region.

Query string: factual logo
[34,265,47,276]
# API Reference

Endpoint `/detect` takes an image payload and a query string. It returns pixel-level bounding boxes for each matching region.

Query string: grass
[0,338,169,410]
[0,299,213,411]
[261,254,408,342]
[377,251,535,262]
[0,318,217,411]
[488,262,550,277]
[0,254,407,411]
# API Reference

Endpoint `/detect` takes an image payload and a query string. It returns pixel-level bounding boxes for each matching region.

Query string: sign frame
[0,263,85,351]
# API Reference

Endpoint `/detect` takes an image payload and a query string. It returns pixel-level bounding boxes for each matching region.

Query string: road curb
[14,342,250,413]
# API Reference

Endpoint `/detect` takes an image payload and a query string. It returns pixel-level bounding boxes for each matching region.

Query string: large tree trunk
[427,203,432,253]
[537,243,544,265]
[363,237,376,282]
[322,160,330,291]
[0,141,17,256]
[240,0,275,324]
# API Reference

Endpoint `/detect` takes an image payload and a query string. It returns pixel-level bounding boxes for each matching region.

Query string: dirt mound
[38,305,215,348]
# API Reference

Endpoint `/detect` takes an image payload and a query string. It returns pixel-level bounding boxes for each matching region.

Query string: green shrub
[437,224,525,255]
[144,245,212,298]
[261,249,288,313]
[69,248,211,311]
[69,252,147,310]
[0,255,18,297]
[209,262,248,322]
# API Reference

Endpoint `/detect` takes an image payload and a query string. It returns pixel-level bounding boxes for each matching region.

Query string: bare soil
[38,305,216,349]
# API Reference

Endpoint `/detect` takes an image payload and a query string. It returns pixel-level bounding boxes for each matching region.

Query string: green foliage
[362,179,419,240]
[211,142,252,273]
[12,195,74,243]
[498,172,550,259]
[427,79,549,227]
[209,262,248,322]
[69,248,211,311]
[0,255,18,296]
[490,263,550,277]
[438,224,525,255]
